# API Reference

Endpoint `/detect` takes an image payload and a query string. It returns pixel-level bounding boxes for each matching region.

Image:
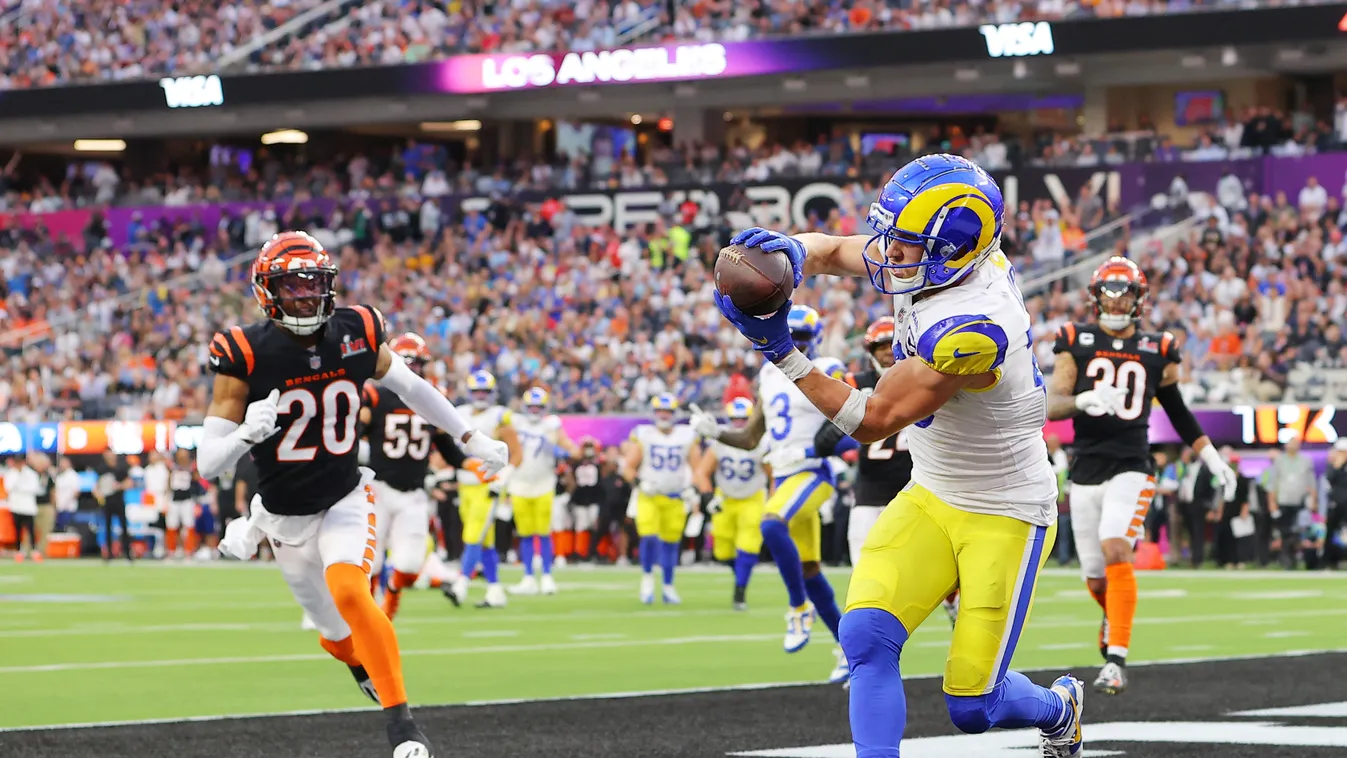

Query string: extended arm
[795,233,876,278]
[1046,351,1081,421]
[198,374,264,481]
[693,445,717,494]
[622,442,642,485]
[374,345,473,442]
[789,357,977,443]
[717,402,767,450]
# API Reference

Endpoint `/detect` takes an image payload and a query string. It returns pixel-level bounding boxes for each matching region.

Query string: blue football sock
[839,608,908,758]
[481,546,499,584]
[733,549,758,589]
[660,540,679,585]
[804,572,843,641]
[946,671,1068,733]
[460,543,482,576]
[760,518,807,607]
[539,535,555,575]
[519,536,535,577]
[639,535,659,574]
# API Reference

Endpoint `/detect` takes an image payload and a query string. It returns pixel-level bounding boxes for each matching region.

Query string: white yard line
[1,647,1343,733]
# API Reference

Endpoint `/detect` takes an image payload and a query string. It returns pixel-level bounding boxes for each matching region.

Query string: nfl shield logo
[310,354,322,370]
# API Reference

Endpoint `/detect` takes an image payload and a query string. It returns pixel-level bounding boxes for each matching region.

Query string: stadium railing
[614,5,666,46]
[214,0,364,72]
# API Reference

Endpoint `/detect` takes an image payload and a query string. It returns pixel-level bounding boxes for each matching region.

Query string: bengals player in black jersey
[198,231,508,758]
[361,332,491,620]
[1048,256,1236,697]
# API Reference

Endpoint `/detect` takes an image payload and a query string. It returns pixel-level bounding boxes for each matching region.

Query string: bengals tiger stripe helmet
[1089,256,1149,331]
[252,231,337,336]
[863,316,897,371]
[388,332,431,373]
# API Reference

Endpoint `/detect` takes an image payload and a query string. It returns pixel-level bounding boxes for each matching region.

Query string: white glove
[1199,445,1239,501]
[1074,385,1122,417]
[764,446,807,470]
[218,517,262,560]
[681,486,700,512]
[463,432,509,480]
[688,404,723,440]
[239,389,281,444]
[705,494,723,515]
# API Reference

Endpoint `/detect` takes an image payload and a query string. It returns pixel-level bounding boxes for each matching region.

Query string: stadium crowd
[0,0,1303,87]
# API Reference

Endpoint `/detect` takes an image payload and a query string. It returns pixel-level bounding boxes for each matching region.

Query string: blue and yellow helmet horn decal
[524,387,549,407]
[813,356,848,382]
[651,393,679,412]
[467,370,497,392]
[724,397,754,419]
[864,154,1004,296]
[787,305,823,357]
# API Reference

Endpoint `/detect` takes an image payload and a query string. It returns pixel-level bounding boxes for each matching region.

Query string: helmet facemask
[1093,281,1140,331]
[256,269,336,336]
[654,409,675,431]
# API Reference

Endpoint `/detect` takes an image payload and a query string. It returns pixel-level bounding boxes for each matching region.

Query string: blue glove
[714,290,796,363]
[730,227,806,288]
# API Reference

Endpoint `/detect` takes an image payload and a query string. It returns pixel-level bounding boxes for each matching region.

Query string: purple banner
[1,208,92,250]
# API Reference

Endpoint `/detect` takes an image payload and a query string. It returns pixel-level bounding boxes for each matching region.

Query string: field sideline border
[2,647,1343,734]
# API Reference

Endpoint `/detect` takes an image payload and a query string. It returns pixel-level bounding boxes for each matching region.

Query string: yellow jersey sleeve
[916,313,1009,377]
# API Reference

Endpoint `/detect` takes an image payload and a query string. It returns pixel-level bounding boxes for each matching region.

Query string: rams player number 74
[714,154,1085,758]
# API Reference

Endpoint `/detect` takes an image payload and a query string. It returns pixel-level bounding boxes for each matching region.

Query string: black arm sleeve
[1156,383,1205,446]
[813,422,847,458]
[431,432,468,468]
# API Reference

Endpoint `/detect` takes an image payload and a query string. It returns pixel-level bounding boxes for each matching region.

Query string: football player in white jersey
[692,310,855,686]
[693,397,770,611]
[622,393,702,605]
[449,370,521,609]
[508,387,578,596]
[714,154,1084,758]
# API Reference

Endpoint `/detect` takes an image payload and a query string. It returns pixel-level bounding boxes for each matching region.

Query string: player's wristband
[776,350,814,382]
[831,387,867,437]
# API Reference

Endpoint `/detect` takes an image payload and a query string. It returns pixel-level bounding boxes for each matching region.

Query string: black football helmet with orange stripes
[1088,256,1149,333]
[388,332,431,375]
[252,231,338,336]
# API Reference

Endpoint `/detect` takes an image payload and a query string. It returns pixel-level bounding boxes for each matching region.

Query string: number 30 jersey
[1053,322,1180,486]
[631,424,698,496]
[893,257,1058,526]
[208,305,388,516]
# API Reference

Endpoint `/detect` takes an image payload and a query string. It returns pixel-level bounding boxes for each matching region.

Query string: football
[714,243,794,317]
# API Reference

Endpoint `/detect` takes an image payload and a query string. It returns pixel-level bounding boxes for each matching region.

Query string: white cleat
[509,575,539,596]
[476,583,507,609]
[1040,675,1085,757]
[783,602,816,653]
[300,613,318,632]
[1093,661,1127,696]
[661,584,681,605]
[942,595,960,629]
[540,575,558,595]
[639,574,655,604]
[450,575,469,604]
[392,740,432,758]
[828,646,851,685]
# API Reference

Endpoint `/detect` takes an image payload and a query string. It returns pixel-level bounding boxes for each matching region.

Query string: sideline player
[200,231,509,758]
[361,332,485,619]
[508,387,578,596]
[623,393,701,605]
[567,437,605,562]
[715,155,1086,757]
[166,449,207,560]
[1048,256,1236,696]
[448,370,521,609]
[692,307,852,685]
[693,397,769,610]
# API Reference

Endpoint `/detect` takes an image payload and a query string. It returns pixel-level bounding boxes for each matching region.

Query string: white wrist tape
[775,350,814,382]
[832,387,867,436]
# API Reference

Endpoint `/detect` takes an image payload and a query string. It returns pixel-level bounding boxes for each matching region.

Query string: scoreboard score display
[1231,404,1339,446]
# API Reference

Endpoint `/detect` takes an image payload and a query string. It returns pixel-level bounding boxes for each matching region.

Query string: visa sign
[980,22,1055,58]
[159,74,224,109]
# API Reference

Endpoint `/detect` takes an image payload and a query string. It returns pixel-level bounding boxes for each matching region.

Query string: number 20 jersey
[1052,322,1180,485]
[208,305,388,516]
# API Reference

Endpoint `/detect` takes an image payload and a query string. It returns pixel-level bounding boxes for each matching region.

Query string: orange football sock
[184,528,199,554]
[326,563,408,708]
[554,530,574,559]
[1088,584,1107,611]
[165,529,178,553]
[380,571,420,620]
[1104,562,1137,658]
[576,530,592,559]
[319,635,361,667]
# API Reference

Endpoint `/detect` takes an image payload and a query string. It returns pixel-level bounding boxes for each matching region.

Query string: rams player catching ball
[715,154,1084,758]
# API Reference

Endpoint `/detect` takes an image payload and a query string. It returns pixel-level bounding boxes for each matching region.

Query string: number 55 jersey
[208,304,388,516]
[1052,323,1180,486]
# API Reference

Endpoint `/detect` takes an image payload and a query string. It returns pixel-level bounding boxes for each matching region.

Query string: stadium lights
[1181,54,1206,68]
[783,78,807,92]
[73,139,126,152]
[954,68,980,82]
[1054,61,1081,76]
[630,114,643,125]
[261,129,309,145]
[674,84,698,98]
[844,75,870,89]
[1221,46,1239,66]
[1012,61,1028,79]
[419,120,482,132]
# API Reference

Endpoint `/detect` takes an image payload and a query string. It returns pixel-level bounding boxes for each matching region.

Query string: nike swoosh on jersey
[210,355,220,366]
[952,348,979,359]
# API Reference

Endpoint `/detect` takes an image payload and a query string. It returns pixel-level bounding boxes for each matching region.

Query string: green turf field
[0,561,1341,729]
